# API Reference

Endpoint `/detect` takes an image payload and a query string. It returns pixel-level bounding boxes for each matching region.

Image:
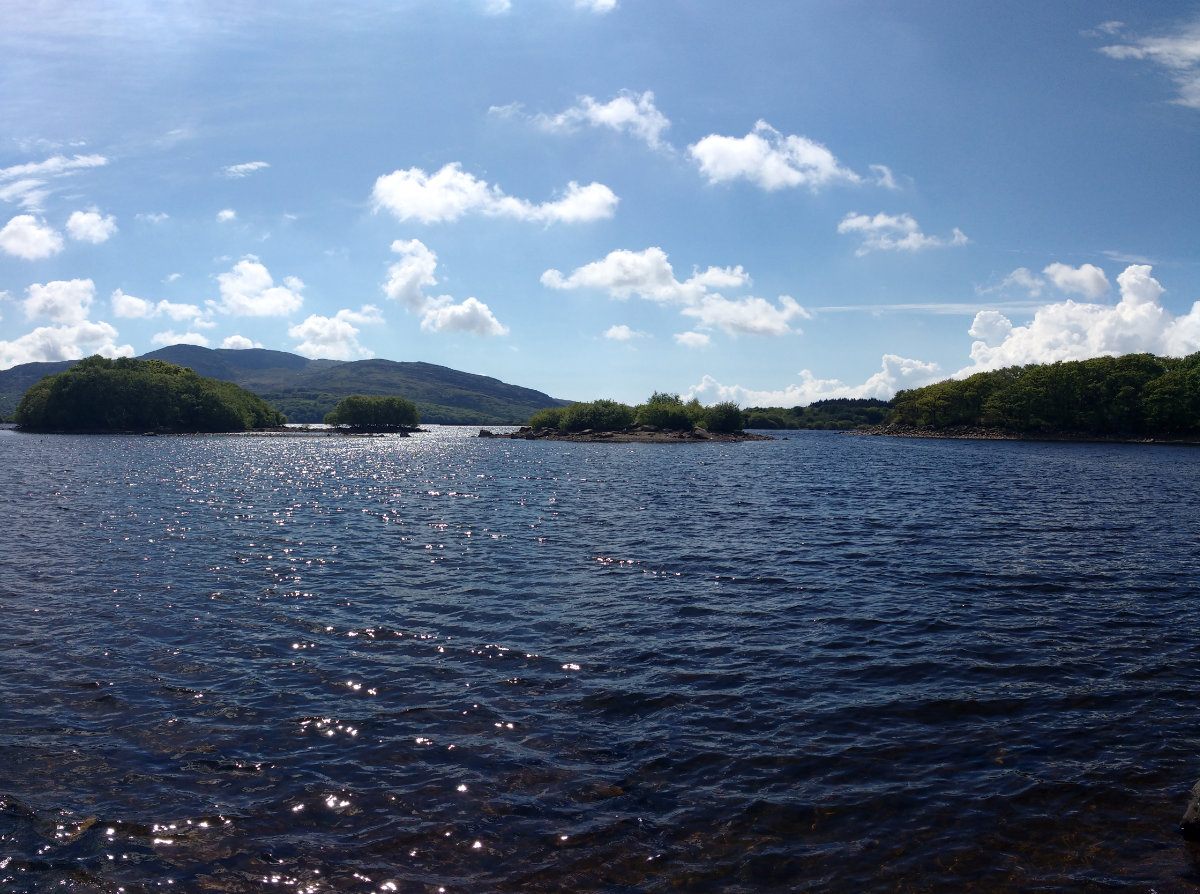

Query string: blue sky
[1,1,1198,407]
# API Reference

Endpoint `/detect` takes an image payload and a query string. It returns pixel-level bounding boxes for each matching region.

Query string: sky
[1,1,1198,407]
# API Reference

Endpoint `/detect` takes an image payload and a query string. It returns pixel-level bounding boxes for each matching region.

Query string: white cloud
[1100,21,1200,108]
[152,329,210,347]
[212,256,305,316]
[870,164,900,190]
[531,90,670,149]
[383,238,439,310]
[111,288,205,323]
[689,120,862,191]
[382,239,508,335]
[221,161,270,178]
[837,212,968,254]
[604,324,647,340]
[138,212,170,224]
[24,278,95,324]
[542,246,806,337]
[481,0,511,13]
[372,162,617,224]
[576,0,616,12]
[66,210,117,243]
[960,264,1200,374]
[217,208,237,222]
[289,305,383,360]
[0,154,108,210]
[1000,267,1045,297]
[691,353,943,406]
[420,296,509,335]
[0,321,132,369]
[111,288,153,318]
[0,214,64,259]
[674,331,710,348]
[221,334,263,350]
[1042,262,1109,298]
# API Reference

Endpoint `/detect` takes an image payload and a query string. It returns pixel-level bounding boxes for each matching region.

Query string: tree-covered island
[13,356,287,433]
[324,394,420,433]
[481,392,770,442]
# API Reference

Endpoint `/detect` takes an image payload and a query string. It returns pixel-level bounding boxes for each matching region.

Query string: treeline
[892,352,1200,437]
[14,356,286,432]
[743,398,892,430]
[528,392,744,433]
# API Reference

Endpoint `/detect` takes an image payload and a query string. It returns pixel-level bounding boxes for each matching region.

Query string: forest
[890,352,1200,437]
[13,356,287,433]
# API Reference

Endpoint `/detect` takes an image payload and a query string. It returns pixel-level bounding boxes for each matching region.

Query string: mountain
[0,345,571,424]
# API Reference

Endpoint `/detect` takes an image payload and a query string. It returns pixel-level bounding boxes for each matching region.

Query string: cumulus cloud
[217,208,237,222]
[221,161,270,178]
[24,278,95,323]
[221,334,262,350]
[604,324,647,341]
[837,212,968,254]
[481,0,511,13]
[66,210,117,243]
[1099,20,1200,108]
[289,305,384,360]
[0,321,132,369]
[691,353,943,406]
[960,264,1200,374]
[372,162,617,224]
[675,331,710,348]
[576,0,616,11]
[0,214,64,259]
[0,153,108,210]
[689,120,862,191]
[381,239,508,335]
[152,329,210,347]
[542,246,807,337]
[1042,262,1109,298]
[212,256,305,316]
[525,90,670,149]
[111,288,205,323]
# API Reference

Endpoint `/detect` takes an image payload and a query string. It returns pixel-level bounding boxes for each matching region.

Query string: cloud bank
[961,264,1200,374]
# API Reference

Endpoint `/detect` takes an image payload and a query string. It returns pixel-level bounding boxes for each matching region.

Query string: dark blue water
[2,425,1200,892]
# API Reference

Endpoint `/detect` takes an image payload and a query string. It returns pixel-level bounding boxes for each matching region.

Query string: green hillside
[0,345,569,424]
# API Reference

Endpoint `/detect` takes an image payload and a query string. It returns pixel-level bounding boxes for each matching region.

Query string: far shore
[478,426,773,443]
[851,423,1200,445]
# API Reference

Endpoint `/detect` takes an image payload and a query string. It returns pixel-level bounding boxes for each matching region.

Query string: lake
[2,425,1199,892]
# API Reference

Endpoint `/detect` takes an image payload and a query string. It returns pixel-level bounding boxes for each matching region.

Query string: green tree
[559,399,635,432]
[324,394,419,432]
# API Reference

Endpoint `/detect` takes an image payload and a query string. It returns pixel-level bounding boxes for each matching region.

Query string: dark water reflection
[2,426,1200,891]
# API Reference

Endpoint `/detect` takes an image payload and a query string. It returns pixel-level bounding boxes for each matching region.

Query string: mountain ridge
[0,345,571,424]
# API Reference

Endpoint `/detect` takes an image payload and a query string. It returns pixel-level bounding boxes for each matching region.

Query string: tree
[324,394,419,432]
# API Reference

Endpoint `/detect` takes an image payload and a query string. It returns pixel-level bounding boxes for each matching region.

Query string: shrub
[325,394,419,431]
[559,399,635,432]
[527,406,566,429]
[703,401,743,433]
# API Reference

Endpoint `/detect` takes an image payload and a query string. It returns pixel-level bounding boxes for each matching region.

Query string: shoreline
[851,423,1200,446]
[478,426,773,443]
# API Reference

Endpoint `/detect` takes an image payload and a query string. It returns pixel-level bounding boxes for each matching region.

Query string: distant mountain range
[0,345,571,424]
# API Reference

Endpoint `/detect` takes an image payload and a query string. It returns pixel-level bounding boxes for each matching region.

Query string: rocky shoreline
[478,426,773,443]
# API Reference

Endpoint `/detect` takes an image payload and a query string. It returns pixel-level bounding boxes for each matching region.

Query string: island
[478,393,771,442]
[13,355,287,433]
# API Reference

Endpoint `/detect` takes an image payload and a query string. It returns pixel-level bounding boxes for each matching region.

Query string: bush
[527,406,566,429]
[559,399,635,432]
[703,401,743,433]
